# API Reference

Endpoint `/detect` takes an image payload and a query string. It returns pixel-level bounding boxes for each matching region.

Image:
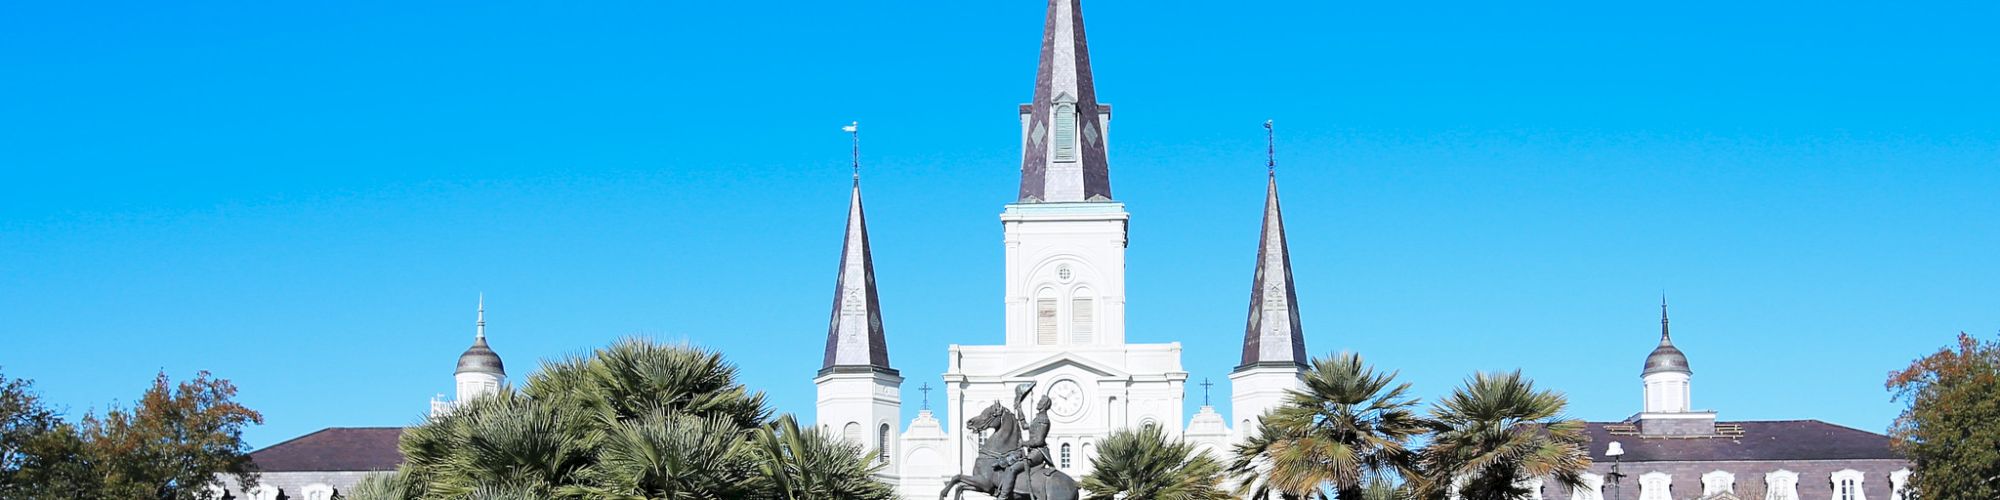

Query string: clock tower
[939,0,1187,482]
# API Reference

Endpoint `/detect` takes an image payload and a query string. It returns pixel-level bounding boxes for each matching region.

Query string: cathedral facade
[810,0,1308,497]
[217,2,1911,499]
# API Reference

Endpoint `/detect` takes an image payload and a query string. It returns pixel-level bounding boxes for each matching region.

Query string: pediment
[1001,352,1128,379]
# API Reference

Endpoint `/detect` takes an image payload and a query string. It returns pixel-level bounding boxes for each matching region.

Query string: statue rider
[995,383,1053,500]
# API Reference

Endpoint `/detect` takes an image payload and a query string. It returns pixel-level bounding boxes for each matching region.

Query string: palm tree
[342,470,415,500]
[747,415,896,500]
[1228,352,1428,500]
[1080,423,1233,500]
[384,338,891,500]
[397,392,592,498]
[1413,370,1590,500]
[564,411,756,499]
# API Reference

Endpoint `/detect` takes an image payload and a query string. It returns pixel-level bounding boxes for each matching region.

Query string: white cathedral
[811,0,1309,497]
[223,2,1913,498]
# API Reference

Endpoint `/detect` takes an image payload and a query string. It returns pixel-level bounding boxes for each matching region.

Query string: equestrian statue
[938,382,1080,500]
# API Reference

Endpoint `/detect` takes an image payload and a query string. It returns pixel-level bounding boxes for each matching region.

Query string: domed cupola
[450,295,506,404]
[1640,297,1695,415]
[455,336,504,376]
[1643,334,1690,376]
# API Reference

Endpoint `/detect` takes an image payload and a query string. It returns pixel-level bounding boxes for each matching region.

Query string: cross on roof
[919,383,932,410]
[1200,378,1214,406]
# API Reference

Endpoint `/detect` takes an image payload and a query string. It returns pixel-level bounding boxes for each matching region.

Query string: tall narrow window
[1060,443,1072,468]
[1839,479,1857,500]
[1037,298,1058,345]
[1054,103,1077,161]
[878,424,891,464]
[1070,297,1094,344]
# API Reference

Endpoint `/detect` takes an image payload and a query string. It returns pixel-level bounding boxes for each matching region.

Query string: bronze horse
[938,401,1080,500]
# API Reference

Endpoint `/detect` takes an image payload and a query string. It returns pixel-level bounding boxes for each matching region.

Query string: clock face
[1048,380,1085,418]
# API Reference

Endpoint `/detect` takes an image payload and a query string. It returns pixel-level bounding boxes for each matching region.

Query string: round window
[1056,265,1073,283]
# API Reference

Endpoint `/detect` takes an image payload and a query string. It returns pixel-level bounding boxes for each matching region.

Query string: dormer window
[1054,103,1078,162]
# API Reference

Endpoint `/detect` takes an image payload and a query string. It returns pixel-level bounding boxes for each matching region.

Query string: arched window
[1070,294,1094,345]
[1053,103,1077,161]
[878,423,891,465]
[1638,472,1671,500]
[1060,443,1073,468]
[1890,469,1911,500]
[843,422,862,445]
[1702,470,1735,496]
[1765,470,1800,500]
[302,483,336,500]
[1831,469,1866,500]
[1035,294,1058,345]
[1572,473,1604,500]
[248,485,281,500]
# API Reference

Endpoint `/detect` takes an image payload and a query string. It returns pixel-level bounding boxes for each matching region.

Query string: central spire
[1018,0,1112,203]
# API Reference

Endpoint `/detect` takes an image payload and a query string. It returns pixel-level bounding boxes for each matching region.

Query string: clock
[1048,380,1085,418]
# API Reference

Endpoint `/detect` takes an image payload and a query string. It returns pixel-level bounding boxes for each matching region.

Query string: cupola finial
[1660,293,1671,344]
[476,293,486,342]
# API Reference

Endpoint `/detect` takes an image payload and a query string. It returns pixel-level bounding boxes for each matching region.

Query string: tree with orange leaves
[1887,332,2000,499]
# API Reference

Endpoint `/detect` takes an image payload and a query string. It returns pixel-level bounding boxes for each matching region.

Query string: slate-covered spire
[1017,0,1112,203]
[1238,170,1308,370]
[821,179,895,376]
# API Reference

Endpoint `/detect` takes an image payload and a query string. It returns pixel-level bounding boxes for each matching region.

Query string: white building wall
[1643,371,1691,413]
[816,369,903,483]
[1229,366,1303,442]
[1001,202,1128,347]
[454,372,502,403]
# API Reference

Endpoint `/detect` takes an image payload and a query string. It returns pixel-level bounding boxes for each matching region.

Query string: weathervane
[1264,119,1276,176]
[843,121,860,180]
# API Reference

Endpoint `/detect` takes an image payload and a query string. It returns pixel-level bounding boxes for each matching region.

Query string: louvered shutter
[1070,297,1093,344]
[1037,298,1059,345]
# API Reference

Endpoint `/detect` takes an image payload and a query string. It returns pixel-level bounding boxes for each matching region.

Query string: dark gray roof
[1237,173,1308,371]
[1643,340,1691,375]
[820,181,895,376]
[1586,420,1900,462]
[1017,0,1112,203]
[249,427,404,472]
[455,337,504,376]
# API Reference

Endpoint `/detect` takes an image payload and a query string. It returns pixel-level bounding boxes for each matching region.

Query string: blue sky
[2,1,1995,448]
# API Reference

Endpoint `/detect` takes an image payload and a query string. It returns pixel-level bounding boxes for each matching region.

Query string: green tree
[392,338,893,500]
[343,470,417,500]
[1229,352,1427,500]
[0,372,98,499]
[1888,332,2000,500]
[1413,370,1588,500]
[747,415,896,500]
[1080,423,1232,500]
[82,371,264,500]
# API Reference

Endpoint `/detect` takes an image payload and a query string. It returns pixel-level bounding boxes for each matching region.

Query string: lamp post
[1606,441,1625,500]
